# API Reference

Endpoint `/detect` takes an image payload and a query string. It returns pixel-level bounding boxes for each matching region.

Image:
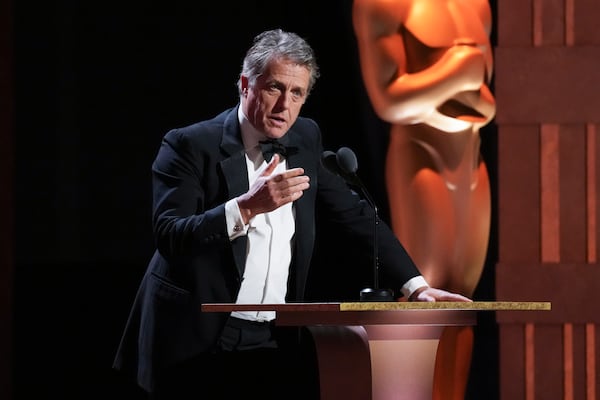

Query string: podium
[202,301,550,400]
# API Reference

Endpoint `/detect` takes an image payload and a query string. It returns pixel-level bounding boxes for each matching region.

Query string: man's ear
[241,75,249,94]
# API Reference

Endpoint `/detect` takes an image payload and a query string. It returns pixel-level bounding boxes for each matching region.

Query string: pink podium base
[201,302,550,400]
[307,324,444,400]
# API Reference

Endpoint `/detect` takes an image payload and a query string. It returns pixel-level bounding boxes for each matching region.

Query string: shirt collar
[238,105,265,156]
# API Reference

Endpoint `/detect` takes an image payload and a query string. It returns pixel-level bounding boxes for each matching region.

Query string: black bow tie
[259,139,297,162]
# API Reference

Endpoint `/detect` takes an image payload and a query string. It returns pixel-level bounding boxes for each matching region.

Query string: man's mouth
[269,116,286,126]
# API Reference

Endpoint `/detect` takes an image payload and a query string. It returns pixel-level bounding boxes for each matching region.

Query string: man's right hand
[236,154,310,224]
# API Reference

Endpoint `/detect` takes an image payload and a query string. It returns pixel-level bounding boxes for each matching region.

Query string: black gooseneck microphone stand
[321,148,395,302]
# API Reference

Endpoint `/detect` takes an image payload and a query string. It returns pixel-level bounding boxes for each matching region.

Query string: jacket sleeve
[151,127,229,257]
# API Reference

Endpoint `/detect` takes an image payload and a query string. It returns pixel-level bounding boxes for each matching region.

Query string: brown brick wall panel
[538,0,566,45]
[572,324,587,400]
[496,262,600,323]
[497,0,533,46]
[594,124,600,261]
[494,46,600,124]
[595,326,600,393]
[541,124,560,262]
[495,2,600,398]
[559,124,588,262]
[498,125,541,262]
[535,325,564,399]
[574,0,600,44]
[499,325,526,400]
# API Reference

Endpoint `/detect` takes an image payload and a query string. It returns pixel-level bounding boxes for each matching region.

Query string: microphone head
[336,147,358,174]
[321,151,343,176]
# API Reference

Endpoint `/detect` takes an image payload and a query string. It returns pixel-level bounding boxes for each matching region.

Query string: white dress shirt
[224,107,294,322]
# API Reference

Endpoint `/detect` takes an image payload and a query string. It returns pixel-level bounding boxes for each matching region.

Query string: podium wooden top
[201,301,551,313]
[341,301,550,311]
[201,301,550,326]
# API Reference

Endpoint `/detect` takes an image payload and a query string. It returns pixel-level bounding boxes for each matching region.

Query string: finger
[420,294,436,302]
[285,175,310,189]
[415,291,435,302]
[284,184,309,201]
[275,174,309,196]
[289,189,305,201]
[449,294,473,302]
[260,154,280,177]
[435,290,472,302]
[279,167,305,179]
[268,169,307,188]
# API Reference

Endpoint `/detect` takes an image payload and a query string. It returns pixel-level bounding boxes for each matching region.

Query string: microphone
[321,147,395,302]
[321,150,344,176]
[321,149,361,187]
[335,147,358,175]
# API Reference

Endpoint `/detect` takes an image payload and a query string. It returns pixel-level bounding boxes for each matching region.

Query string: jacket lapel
[278,127,314,300]
[219,105,248,196]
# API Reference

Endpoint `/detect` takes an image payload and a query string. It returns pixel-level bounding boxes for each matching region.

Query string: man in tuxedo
[113,28,471,400]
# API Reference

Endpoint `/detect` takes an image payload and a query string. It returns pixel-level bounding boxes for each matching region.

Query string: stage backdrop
[8,1,500,399]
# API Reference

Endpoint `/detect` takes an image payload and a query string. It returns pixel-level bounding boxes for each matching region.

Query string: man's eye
[291,91,305,101]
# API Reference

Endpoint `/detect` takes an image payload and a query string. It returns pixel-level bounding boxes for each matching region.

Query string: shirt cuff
[400,275,430,298]
[225,199,248,240]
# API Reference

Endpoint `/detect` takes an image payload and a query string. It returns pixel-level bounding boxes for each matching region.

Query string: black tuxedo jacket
[113,105,421,392]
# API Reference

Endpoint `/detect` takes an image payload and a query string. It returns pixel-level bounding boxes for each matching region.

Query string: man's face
[241,58,310,139]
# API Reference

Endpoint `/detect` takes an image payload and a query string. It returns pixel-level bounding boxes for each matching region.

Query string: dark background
[12,1,498,398]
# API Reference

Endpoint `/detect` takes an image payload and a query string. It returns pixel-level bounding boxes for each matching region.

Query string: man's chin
[264,126,288,138]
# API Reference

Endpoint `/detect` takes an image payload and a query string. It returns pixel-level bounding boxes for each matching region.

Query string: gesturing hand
[236,154,310,224]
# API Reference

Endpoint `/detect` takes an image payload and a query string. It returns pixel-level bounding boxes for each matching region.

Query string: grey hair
[237,29,320,97]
